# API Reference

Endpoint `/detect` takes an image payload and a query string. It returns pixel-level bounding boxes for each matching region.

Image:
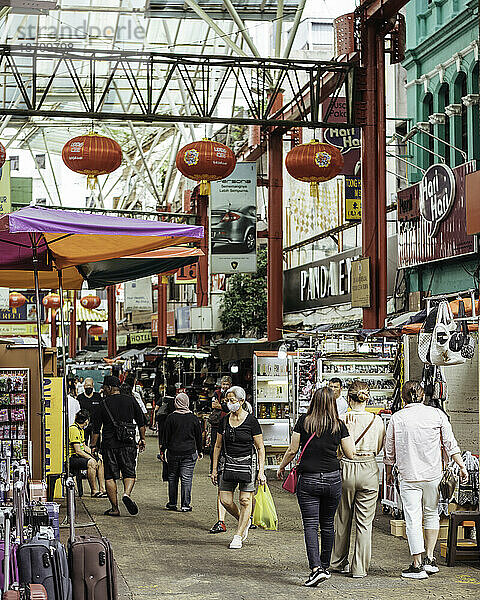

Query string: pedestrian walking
[161,393,203,512]
[209,375,231,534]
[331,381,385,578]
[277,387,354,587]
[211,386,266,550]
[384,380,469,579]
[91,375,146,517]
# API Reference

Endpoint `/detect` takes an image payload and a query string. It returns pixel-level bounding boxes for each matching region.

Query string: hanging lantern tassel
[87,174,98,189]
[310,181,320,199]
[200,180,211,196]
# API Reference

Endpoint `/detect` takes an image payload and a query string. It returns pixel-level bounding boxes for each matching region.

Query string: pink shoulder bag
[282,433,316,494]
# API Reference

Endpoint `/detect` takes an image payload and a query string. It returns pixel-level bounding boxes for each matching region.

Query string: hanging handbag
[221,426,254,483]
[282,433,315,494]
[438,431,457,502]
[430,301,465,366]
[449,300,467,352]
[418,305,438,363]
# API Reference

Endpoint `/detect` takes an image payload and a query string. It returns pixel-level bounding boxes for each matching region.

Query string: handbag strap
[355,414,376,445]
[102,400,118,427]
[297,432,316,465]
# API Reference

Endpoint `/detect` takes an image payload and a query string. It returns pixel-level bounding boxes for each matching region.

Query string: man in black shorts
[92,375,146,517]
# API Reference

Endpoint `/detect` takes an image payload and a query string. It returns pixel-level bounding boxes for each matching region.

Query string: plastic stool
[446,511,480,567]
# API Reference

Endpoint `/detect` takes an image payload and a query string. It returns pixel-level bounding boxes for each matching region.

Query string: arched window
[422,92,434,167]
[454,72,468,159]
[471,63,479,160]
[438,83,450,165]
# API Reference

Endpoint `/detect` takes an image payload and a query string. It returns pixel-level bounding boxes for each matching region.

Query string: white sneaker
[229,535,243,549]
[242,518,252,541]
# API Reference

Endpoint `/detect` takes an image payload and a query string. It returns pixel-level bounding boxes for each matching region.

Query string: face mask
[227,401,241,413]
[84,388,93,395]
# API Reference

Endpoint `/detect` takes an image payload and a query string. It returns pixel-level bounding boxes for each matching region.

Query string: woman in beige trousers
[330,380,385,578]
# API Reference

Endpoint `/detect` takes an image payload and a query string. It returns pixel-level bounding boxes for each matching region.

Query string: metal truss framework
[0,44,356,127]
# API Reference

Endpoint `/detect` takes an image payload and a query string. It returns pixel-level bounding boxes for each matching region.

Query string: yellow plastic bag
[253,483,278,531]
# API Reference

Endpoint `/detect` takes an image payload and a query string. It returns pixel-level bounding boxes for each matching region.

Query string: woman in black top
[277,387,354,587]
[161,393,203,512]
[211,386,266,550]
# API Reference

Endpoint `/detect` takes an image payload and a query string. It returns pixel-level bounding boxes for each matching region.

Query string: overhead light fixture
[277,343,287,360]
[230,363,239,374]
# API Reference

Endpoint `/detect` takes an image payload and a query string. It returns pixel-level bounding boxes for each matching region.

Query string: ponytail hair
[402,380,424,404]
[347,380,370,405]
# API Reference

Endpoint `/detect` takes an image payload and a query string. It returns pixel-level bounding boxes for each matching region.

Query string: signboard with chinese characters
[351,258,371,308]
[344,176,361,221]
[398,161,476,268]
[210,162,257,274]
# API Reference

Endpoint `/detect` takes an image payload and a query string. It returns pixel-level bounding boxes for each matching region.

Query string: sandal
[103,509,120,517]
[122,495,139,515]
[91,492,103,498]
[98,492,108,498]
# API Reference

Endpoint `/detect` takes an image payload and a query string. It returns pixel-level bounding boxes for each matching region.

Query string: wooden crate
[440,540,477,559]
[391,519,406,537]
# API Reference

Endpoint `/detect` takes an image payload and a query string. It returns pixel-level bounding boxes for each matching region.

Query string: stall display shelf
[322,372,393,378]
[258,419,289,424]
[256,376,288,382]
[0,368,30,470]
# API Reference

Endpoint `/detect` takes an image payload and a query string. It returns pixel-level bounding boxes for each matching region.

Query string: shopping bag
[430,301,465,366]
[253,484,278,531]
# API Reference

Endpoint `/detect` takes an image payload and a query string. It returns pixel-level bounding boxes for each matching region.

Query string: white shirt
[68,394,81,426]
[75,382,84,396]
[133,390,147,415]
[384,403,460,482]
[336,395,349,417]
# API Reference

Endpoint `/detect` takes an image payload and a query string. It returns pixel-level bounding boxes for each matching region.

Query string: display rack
[253,351,291,468]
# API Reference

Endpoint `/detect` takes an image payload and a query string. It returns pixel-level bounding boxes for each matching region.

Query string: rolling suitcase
[66,481,117,600]
[17,535,72,600]
[2,509,47,600]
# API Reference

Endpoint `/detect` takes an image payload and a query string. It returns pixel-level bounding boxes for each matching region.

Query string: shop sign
[321,97,361,177]
[398,161,476,268]
[351,258,371,308]
[284,237,397,313]
[129,330,152,345]
[344,176,361,221]
[151,312,176,337]
[124,277,153,312]
[0,323,49,335]
[0,290,46,322]
[175,263,197,284]
[419,164,456,236]
[0,162,11,215]
[210,162,257,275]
[44,377,64,498]
[116,334,128,347]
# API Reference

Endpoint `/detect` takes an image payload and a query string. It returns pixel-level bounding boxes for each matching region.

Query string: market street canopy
[0,207,203,287]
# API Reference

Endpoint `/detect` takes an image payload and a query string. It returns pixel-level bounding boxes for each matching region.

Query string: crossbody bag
[102,400,137,445]
[221,421,254,483]
[282,433,316,494]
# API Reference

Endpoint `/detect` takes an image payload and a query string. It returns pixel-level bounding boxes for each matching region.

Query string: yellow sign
[0,323,49,336]
[345,176,361,221]
[351,257,371,308]
[0,162,11,215]
[129,330,152,344]
[44,377,64,498]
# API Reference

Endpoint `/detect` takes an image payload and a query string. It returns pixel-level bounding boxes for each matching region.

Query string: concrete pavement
[77,433,480,599]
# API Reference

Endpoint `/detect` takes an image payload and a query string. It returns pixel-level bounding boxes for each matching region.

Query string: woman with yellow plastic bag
[253,483,278,530]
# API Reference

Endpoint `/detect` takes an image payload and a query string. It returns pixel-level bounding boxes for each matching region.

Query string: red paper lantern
[80,295,101,310]
[0,143,6,169]
[42,293,61,311]
[9,292,26,309]
[88,325,104,337]
[175,139,236,195]
[62,133,122,189]
[285,139,344,198]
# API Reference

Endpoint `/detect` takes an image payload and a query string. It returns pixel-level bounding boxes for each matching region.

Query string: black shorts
[69,455,90,471]
[103,446,137,480]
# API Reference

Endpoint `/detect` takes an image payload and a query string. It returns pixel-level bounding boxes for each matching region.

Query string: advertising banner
[44,377,64,498]
[210,162,257,274]
[322,98,361,177]
[124,277,153,312]
[0,290,46,322]
[344,176,361,221]
[351,258,371,308]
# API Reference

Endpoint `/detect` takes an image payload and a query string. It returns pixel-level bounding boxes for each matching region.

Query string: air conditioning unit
[190,307,213,332]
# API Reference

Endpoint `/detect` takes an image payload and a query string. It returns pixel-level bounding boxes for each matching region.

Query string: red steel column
[69,292,77,358]
[196,193,209,346]
[107,285,117,358]
[361,23,380,329]
[157,280,167,346]
[267,130,283,341]
[376,33,387,328]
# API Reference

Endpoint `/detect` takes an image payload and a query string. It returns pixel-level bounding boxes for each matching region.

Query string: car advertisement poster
[210,162,257,274]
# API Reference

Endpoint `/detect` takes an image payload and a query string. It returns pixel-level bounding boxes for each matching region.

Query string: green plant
[219,247,267,337]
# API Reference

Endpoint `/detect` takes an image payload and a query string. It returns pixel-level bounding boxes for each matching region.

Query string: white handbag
[418,305,438,363]
[429,301,465,366]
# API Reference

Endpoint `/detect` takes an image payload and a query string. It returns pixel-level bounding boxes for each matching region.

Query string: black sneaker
[209,520,227,534]
[166,503,178,511]
[401,564,428,580]
[304,568,331,587]
[422,556,439,574]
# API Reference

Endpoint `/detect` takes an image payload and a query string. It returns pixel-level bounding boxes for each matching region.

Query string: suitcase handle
[3,509,12,593]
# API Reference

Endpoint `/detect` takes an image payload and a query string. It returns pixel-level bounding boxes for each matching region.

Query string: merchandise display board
[253,351,291,467]
[0,368,30,460]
